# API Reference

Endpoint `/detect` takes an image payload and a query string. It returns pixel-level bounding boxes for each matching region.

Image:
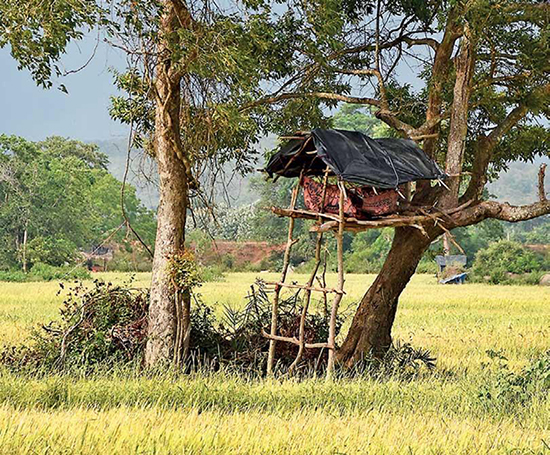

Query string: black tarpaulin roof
[265,129,446,189]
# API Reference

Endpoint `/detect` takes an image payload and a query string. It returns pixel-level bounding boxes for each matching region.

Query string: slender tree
[1,0,331,366]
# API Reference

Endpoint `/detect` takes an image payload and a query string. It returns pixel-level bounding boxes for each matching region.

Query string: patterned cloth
[302,177,398,219]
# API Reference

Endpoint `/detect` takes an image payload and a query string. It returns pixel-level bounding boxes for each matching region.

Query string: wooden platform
[270,202,472,234]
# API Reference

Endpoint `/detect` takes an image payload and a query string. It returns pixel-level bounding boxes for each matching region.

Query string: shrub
[416,258,438,274]
[0,280,148,371]
[0,270,28,282]
[1,279,346,375]
[201,265,225,282]
[1,279,434,378]
[30,263,90,281]
[0,264,90,282]
[471,240,544,284]
[215,279,344,371]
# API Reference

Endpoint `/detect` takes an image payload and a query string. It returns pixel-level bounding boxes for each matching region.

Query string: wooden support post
[289,171,330,374]
[327,181,346,379]
[267,179,301,375]
[317,250,329,318]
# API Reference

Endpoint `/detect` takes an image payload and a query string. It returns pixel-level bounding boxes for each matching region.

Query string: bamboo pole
[266,178,301,375]
[326,181,346,379]
[289,171,330,374]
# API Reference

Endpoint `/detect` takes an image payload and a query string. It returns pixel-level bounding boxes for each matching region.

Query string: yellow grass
[0,405,547,455]
[0,272,548,454]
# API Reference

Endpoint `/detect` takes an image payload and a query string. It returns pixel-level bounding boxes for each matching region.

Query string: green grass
[0,272,548,454]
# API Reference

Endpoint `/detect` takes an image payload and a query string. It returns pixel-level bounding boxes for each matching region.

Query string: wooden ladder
[265,171,345,379]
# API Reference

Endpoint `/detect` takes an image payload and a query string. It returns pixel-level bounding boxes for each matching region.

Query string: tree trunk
[144,3,189,366]
[22,226,28,273]
[336,226,433,366]
[144,104,189,365]
[144,107,188,366]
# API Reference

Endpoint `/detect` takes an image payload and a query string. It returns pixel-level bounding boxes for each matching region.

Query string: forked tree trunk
[337,226,433,366]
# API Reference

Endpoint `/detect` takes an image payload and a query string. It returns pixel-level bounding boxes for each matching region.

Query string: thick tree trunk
[336,226,432,366]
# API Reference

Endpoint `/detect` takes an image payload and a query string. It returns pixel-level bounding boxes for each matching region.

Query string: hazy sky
[0,37,128,142]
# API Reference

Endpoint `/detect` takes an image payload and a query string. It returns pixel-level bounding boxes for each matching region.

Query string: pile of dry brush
[1,278,435,376]
[0,279,344,373]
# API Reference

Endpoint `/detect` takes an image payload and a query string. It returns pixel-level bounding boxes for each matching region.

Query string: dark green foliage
[344,229,393,273]
[453,219,506,262]
[471,240,546,283]
[0,264,90,282]
[0,135,156,271]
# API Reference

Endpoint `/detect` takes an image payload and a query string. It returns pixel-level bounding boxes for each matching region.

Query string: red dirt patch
[195,240,285,268]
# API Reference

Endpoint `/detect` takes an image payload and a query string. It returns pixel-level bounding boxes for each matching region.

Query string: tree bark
[337,226,433,365]
[144,0,189,368]
[144,87,189,367]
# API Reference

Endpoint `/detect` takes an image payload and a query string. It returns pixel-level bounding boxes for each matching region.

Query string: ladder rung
[264,281,344,295]
[262,330,333,349]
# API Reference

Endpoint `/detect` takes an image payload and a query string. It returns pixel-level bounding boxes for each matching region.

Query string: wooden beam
[272,202,474,232]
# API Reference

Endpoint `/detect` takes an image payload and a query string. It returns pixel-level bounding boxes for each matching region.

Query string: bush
[1,279,346,375]
[1,280,148,371]
[201,265,225,282]
[30,263,91,281]
[471,240,544,284]
[215,279,344,371]
[0,269,28,282]
[416,258,438,274]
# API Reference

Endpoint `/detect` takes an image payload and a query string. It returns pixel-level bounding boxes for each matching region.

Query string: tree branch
[241,92,381,111]
[462,82,550,202]
[418,9,462,160]
[450,165,550,231]
[402,36,439,51]
[539,164,547,202]
[441,23,475,208]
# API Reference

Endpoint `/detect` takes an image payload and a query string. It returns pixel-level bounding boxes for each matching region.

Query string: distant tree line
[0,135,156,273]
